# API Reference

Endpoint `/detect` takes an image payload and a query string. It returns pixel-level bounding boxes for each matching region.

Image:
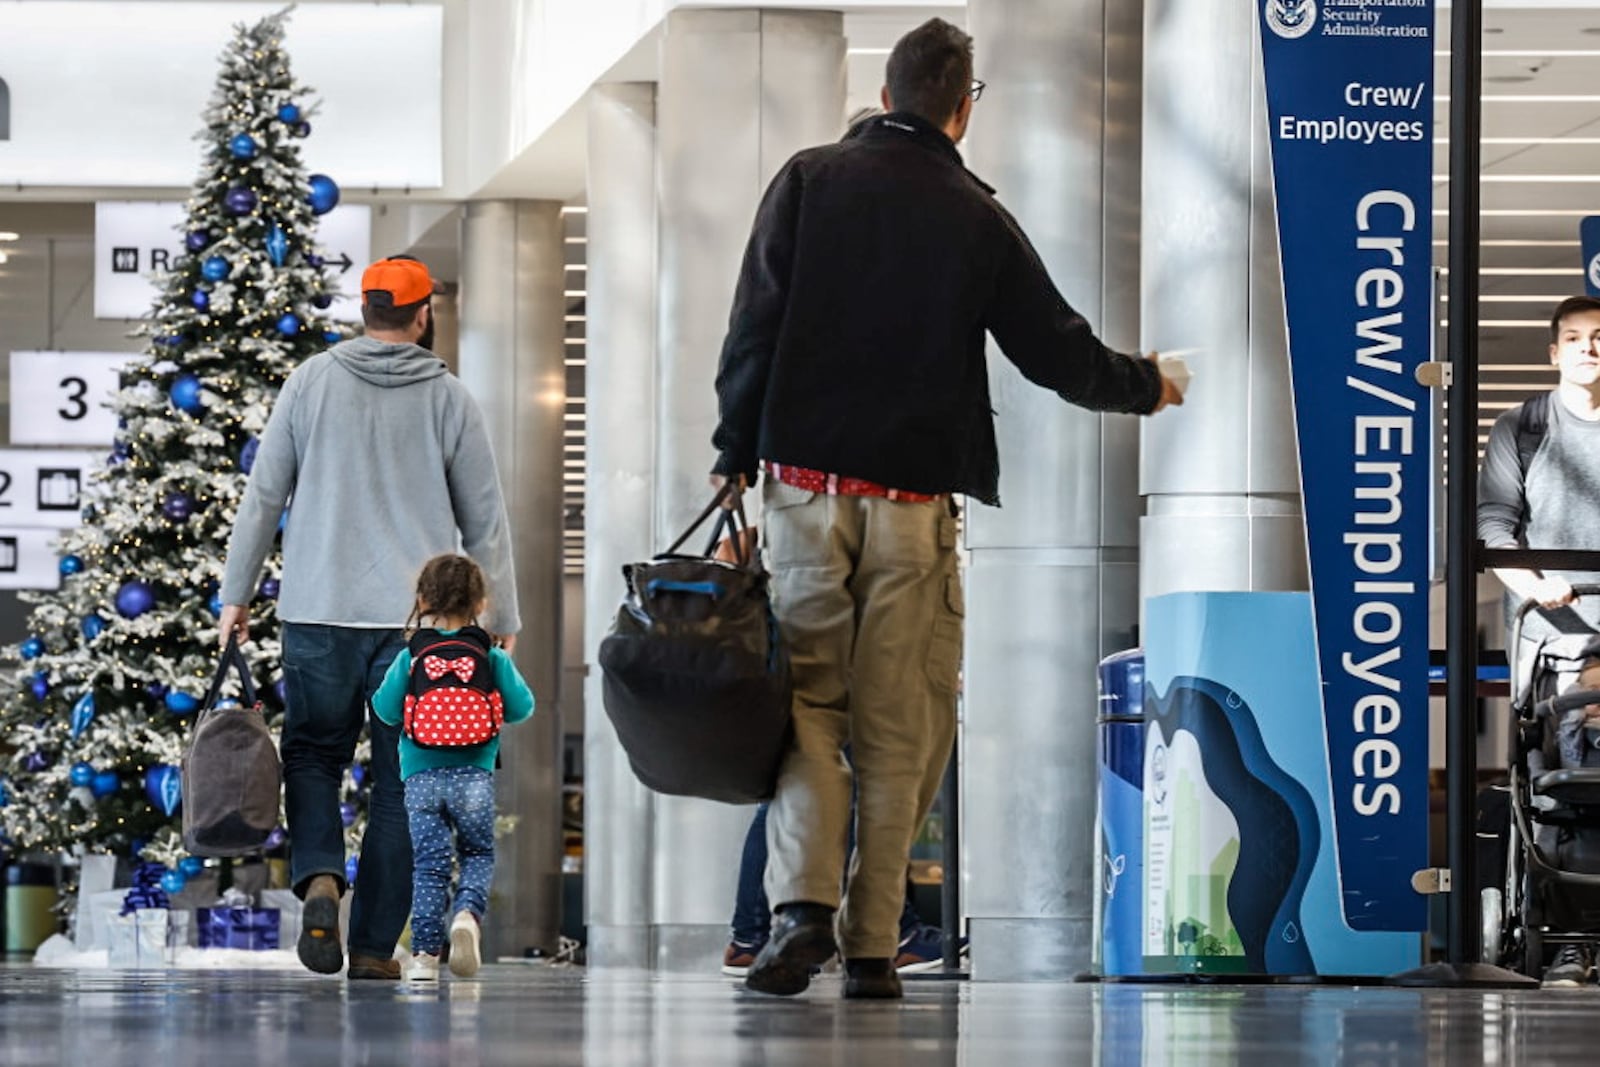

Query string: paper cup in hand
[1158,355,1192,397]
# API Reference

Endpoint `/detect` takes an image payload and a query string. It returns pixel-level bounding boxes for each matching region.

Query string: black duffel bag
[599,485,792,804]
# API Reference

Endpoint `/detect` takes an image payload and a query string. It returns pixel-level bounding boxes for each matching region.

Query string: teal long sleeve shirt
[370,633,535,780]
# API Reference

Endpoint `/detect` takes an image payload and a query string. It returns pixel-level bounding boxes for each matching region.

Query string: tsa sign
[0,451,100,528]
[1582,217,1600,298]
[9,351,135,447]
[94,200,372,321]
[0,528,66,590]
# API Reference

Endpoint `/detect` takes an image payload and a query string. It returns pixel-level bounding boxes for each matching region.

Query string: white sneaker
[403,952,439,982]
[448,912,482,978]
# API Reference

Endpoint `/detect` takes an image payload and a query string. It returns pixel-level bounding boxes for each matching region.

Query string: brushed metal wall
[963,0,1146,981]
[458,200,569,955]
[583,83,661,968]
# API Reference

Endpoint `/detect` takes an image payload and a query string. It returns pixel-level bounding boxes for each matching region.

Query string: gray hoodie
[221,336,520,634]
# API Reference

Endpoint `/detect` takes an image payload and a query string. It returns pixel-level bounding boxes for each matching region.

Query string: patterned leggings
[404,766,496,956]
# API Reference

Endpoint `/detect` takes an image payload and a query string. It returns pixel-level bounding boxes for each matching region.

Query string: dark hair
[885,18,974,127]
[1550,295,1600,344]
[361,296,428,332]
[406,554,487,631]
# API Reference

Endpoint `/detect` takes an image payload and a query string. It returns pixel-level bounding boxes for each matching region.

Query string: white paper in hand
[1158,353,1194,397]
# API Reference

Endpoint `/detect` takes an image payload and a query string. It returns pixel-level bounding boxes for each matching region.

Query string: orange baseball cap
[361,256,437,308]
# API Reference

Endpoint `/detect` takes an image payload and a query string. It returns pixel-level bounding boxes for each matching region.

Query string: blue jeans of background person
[404,766,497,956]
[731,802,924,946]
[280,623,409,961]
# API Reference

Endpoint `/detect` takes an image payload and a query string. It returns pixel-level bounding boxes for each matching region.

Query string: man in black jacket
[711,18,1182,1000]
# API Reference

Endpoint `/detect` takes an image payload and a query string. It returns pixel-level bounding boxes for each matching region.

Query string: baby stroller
[1484,586,1600,979]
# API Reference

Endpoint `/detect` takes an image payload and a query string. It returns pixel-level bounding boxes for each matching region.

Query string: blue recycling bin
[1097,647,1145,977]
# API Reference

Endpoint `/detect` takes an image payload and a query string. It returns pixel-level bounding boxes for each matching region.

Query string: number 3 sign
[8,351,136,447]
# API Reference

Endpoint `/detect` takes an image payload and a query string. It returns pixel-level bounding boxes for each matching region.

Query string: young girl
[370,554,535,980]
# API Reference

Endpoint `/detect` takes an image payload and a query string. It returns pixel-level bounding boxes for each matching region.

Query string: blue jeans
[280,623,409,960]
[731,802,925,946]
[404,767,497,956]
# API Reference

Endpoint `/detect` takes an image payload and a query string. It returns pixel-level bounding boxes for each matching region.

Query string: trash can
[1097,647,1145,977]
[4,863,57,955]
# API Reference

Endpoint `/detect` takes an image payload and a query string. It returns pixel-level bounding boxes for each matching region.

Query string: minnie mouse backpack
[403,626,504,747]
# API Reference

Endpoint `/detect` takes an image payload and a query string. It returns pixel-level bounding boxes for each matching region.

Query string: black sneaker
[843,957,903,1000]
[745,904,837,997]
[1544,943,1594,987]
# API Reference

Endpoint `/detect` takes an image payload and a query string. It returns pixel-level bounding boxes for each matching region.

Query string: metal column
[649,8,845,970]
[458,200,567,957]
[962,0,1146,981]
[1141,0,1305,602]
[584,83,660,969]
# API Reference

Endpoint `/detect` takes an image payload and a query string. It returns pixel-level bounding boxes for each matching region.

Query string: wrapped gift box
[107,909,189,969]
[195,906,281,951]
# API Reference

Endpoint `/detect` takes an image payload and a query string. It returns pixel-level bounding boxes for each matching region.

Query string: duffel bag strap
[202,634,260,711]
[662,482,750,561]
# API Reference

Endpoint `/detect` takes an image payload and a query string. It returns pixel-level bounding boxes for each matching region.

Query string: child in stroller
[1492,589,1600,985]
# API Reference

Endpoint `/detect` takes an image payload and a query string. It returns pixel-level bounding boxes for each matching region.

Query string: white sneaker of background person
[403,952,440,982]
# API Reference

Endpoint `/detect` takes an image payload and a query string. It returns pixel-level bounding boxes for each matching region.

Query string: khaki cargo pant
[760,478,962,959]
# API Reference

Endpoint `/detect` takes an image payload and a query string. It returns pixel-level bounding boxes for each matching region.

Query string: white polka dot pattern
[403,691,504,747]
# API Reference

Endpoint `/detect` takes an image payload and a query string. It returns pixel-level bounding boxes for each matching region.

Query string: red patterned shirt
[764,461,944,503]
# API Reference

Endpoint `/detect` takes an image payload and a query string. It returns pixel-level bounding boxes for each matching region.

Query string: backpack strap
[1516,391,1551,478]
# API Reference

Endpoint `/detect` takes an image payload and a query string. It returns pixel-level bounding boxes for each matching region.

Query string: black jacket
[711,112,1161,506]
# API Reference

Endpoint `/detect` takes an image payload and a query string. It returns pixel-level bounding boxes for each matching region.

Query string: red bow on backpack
[422,655,477,683]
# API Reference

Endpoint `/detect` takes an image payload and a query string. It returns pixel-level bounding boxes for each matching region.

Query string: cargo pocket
[925,572,965,696]
[762,479,825,567]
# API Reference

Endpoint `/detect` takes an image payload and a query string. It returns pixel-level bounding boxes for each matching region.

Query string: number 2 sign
[8,351,136,447]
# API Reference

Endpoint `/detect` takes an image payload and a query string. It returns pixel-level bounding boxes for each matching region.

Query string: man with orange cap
[220,255,520,979]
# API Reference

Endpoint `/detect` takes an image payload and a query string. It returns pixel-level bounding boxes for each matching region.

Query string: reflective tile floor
[1,964,1596,1066]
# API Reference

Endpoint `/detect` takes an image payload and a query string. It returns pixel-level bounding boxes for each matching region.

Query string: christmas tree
[0,10,354,891]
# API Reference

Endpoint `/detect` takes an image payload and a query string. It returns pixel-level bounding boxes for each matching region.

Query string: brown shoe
[347,954,401,980]
[297,875,343,975]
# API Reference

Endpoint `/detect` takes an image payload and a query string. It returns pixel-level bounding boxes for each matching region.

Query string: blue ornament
[345,856,359,885]
[223,186,258,216]
[81,614,105,640]
[322,331,341,344]
[185,231,210,253]
[19,637,43,660]
[351,764,366,787]
[70,692,94,740]
[201,256,230,282]
[144,765,182,817]
[259,577,280,600]
[340,802,356,828]
[275,312,301,337]
[114,580,156,619]
[90,770,119,799]
[178,856,204,878]
[264,826,287,850]
[59,554,84,576]
[270,677,288,708]
[277,103,301,124]
[29,673,48,701]
[69,762,94,788]
[145,682,169,700]
[265,223,288,267]
[239,436,260,474]
[278,509,289,533]
[161,491,194,523]
[170,373,203,415]
[190,289,210,311]
[160,870,187,894]
[0,779,8,808]
[293,121,312,139]
[164,691,200,716]
[23,750,50,773]
[306,174,340,216]
[207,593,223,618]
[108,440,130,466]
[305,253,324,269]
[216,698,240,710]
[311,293,333,309]
[229,133,258,160]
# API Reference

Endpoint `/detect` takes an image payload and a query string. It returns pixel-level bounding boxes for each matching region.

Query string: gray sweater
[221,337,520,634]
[1477,390,1600,643]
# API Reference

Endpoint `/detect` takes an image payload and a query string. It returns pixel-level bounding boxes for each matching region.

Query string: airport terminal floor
[0,962,1594,1066]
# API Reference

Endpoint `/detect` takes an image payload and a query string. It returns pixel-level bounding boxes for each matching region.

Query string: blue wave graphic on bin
[1147,675,1320,974]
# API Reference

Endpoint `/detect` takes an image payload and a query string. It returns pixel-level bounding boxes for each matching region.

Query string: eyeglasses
[969,79,986,102]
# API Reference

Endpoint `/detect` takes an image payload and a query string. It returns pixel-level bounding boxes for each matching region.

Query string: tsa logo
[1266,0,1317,39]
[1588,251,1600,293]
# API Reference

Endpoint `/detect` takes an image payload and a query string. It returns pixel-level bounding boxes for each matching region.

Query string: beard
[416,315,436,352]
